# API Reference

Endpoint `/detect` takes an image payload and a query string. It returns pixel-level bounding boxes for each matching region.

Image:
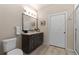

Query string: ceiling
[23,4,74,11]
[28,4,48,10]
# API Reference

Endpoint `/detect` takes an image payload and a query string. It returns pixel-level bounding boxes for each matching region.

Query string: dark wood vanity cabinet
[22,32,43,54]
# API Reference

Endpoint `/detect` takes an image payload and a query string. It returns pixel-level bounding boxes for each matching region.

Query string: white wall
[0,4,24,54]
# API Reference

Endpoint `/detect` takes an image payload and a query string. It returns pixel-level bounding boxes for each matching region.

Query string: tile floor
[24,45,76,55]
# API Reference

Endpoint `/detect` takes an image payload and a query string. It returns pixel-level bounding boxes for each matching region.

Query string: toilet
[2,38,23,55]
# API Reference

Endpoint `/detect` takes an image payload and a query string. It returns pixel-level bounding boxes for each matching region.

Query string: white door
[49,12,66,48]
[75,6,79,54]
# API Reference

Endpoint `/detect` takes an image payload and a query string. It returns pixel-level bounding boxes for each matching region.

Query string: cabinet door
[22,35,30,53]
[37,33,43,45]
[29,37,34,51]
[29,35,36,50]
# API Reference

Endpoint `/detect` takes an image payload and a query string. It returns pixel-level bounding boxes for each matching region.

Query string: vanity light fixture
[23,6,37,18]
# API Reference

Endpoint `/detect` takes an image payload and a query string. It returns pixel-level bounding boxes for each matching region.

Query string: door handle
[75,28,77,41]
[75,28,77,31]
[64,32,66,34]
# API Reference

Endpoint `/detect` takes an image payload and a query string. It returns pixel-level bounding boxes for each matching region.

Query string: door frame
[74,4,79,54]
[48,11,68,49]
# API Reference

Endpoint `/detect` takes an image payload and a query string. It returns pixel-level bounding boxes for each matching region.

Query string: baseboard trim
[66,48,79,55]
[74,50,78,55]
[66,48,74,52]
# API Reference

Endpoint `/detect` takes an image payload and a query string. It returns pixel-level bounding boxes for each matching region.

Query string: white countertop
[21,31,43,35]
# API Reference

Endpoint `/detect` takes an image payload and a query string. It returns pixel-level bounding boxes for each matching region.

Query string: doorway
[48,12,67,48]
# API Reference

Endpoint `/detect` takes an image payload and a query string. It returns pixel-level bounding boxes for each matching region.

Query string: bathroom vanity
[21,11,43,54]
[22,32,43,54]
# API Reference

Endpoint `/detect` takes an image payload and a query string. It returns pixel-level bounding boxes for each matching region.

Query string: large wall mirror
[22,13,37,33]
